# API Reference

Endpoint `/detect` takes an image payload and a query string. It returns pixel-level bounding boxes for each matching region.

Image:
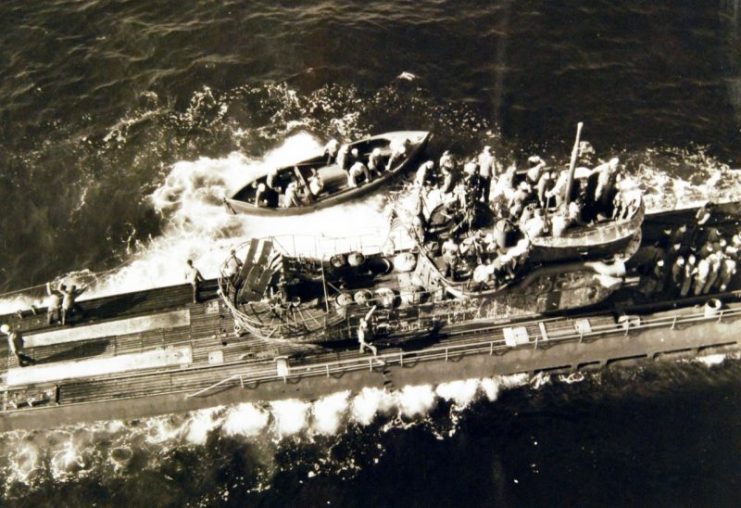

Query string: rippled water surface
[0,0,739,506]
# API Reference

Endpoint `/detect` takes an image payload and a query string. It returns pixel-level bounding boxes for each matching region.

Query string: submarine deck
[0,203,739,431]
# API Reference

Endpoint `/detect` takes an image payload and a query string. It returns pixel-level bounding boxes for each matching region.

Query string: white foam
[695,354,726,367]
[185,408,222,445]
[311,391,351,435]
[396,384,436,418]
[435,379,480,408]
[270,399,310,437]
[479,378,501,401]
[349,387,396,426]
[222,403,270,438]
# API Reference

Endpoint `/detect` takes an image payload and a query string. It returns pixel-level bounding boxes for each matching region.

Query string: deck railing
[182,304,741,398]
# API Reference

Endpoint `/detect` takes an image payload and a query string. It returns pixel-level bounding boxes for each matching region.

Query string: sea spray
[222,403,271,438]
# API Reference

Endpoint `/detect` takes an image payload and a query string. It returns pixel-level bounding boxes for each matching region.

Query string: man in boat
[185,259,204,304]
[526,155,546,187]
[718,255,737,292]
[387,138,411,170]
[414,160,435,188]
[537,169,557,209]
[692,255,711,296]
[671,255,685,295]
[282,180,303,207]
[441,237,461,279]
[60,283,87,325]
[591,157,620,217]
[523,208,546,239]
[477,146,494,203]
[1,324,34,367]
[702,252,722,294]
[324,138,340,164]
[679,254,696,297]
[308,168,324,197]
[254,182,279,208]
[348,160,371,188]
[357,305,378,356]
[46,281,64,325]
[368,147,385,177]
[337,144,351,172]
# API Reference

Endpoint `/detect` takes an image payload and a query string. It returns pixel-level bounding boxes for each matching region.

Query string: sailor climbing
[357,305,378,356]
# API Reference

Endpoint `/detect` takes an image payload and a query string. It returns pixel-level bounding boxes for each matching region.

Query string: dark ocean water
[0,0,740,506]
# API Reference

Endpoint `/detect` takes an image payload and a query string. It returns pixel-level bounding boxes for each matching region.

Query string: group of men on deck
[1,280,87,368]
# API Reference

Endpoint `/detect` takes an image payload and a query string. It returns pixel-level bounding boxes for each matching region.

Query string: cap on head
[187,259,193,265]
[528,155,542,165]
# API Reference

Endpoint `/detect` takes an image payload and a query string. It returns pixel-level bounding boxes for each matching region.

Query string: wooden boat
[528,201,644,263]
[225,131,430,216]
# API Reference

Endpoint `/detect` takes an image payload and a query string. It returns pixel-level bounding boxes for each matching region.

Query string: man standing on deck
[1,324,34,367]
[185,259,205,304]
[477,146,494,203]
[357,306,378,356]
[61,284,86,325]
[46,282,64,325]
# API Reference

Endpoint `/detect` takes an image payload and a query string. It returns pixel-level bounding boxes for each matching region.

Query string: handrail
[179,305,741,400]
[184,373,244,399]
[3,302,739,410]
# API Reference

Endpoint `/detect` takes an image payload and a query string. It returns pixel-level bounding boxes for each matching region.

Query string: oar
[564,122,584,206]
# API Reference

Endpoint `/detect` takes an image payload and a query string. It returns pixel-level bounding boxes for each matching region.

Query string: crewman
[368,147,385,176]
[266,168,280,192]
[546,169,570,207]
[525,155,546,187]
[523,208,546,239]
[671,256,685,295]
[439,150,455,174]
[702,253,722,294]
[441,238,460,278]
[387,138,411,169]
[61,283,86,325]
[0,324,34,367]
[185,259,205,304]
[324,138,340,164]
[282,180,302,207]
[593,157,619,213]
[357,305,378,356]
[680,254,695,297]
[46,282,64,325]
[718,255,737,292]
[439,161,456,195]
[692,255,710,296]
[537,169,556,209]
[337,144,351,172]
[348,160,371,187]
[307,168,324,197]
[414,160,435,188]
[225,249,243,282]
[477,146,494,203]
